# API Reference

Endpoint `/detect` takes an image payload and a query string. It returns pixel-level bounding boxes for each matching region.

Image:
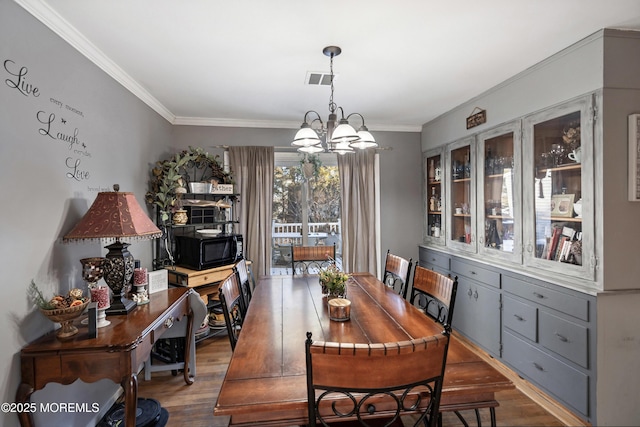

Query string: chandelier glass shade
[292,46,377,154]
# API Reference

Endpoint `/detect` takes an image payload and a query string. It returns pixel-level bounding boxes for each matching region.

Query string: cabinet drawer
[169,269,230,288]
[419,248,450,271]
[539,311,588,368]
[151,296,189,344]
[503,275,589,321]
[450,259,500,288]
[503,331,588,416]
[503,296,537,341]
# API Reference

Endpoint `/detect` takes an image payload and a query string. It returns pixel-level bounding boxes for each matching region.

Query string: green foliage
[272,162,340,224]
[145,146,232,224]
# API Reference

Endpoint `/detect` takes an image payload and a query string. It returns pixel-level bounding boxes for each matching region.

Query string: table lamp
[63,184,162,315]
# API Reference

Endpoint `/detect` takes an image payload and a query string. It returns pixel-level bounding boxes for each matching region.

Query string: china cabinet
[476,121,523,264]
[423,148,445,244]
[445,137,476,253]
[522,94,595,280]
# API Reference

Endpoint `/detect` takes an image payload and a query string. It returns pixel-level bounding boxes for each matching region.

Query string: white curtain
[228,146,274,279]
[338,150,379,275]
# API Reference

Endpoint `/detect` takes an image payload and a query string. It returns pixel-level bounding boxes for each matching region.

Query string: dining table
[213,273,513,426]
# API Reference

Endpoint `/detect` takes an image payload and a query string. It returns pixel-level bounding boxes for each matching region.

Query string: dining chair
[305,331,450,427]
[291,243,336,275]
[143,290,208,380]
[234,258,253,311]
[409,265,458,331]
[218,272,245,351]
[411,265,492,427]
[382,250,413,299]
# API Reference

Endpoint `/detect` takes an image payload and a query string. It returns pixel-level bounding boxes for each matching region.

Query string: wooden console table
[16,287,193,427]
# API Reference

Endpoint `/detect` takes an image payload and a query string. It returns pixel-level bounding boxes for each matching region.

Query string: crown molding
[173,116,421,132]
[15,0,176,123]
[15,0,422,133]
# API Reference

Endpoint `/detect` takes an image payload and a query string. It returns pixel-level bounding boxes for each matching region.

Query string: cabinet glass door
[446,137,476,252]
[477,121,522,263]
[423,149,444,244]
[523,94,595,279]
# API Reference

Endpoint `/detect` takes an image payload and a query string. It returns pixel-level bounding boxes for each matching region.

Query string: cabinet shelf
[453,177,471,183]
[428,180,442,185]
[537,163,581,173]
[428,211,442,215]
[453,213,471,218]
[487,215,514,220]
[537,216,583,223]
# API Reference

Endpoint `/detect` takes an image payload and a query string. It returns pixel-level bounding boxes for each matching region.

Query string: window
[272,153,342,273]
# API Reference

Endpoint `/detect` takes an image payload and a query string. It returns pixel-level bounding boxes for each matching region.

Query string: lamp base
[106,296,137,315]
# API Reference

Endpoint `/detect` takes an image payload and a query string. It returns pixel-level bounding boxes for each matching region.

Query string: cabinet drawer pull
[473,290,479,300]
[470,270,477,275]
[467,289,473,297]
[555,332,568,342]
[533,362,545,372]
[514,314,524,321]
[533,292,545,299]
[164,316,174,329]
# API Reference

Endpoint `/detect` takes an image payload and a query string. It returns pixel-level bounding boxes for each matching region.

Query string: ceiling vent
[305,71,337,86]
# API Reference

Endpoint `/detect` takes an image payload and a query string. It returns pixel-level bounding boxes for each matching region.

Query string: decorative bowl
[40,300,89,339]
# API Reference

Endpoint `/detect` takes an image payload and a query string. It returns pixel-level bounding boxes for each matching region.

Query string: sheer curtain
[338,150,380,275]
[228,146,274,278]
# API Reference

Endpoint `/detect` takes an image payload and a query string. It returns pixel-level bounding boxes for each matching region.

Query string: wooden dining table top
[213,273,513,427]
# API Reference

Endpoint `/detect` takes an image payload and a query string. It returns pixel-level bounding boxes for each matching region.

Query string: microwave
[175,233,243,270]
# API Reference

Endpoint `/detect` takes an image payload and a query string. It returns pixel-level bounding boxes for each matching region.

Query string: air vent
[305,72,337,86]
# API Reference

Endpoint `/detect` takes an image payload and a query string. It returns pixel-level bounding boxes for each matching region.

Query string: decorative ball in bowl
[40,300,89,339]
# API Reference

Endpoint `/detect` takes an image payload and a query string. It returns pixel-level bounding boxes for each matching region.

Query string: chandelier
[291,46,377,154]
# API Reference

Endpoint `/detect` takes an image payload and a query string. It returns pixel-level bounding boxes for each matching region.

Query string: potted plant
[319,262,349,299]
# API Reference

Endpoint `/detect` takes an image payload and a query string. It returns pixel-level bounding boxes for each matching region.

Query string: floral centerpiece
[319,258,349,299]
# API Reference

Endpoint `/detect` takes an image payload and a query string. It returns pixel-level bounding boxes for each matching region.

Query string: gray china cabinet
[476,120,523,264]
[445,137,477,253]
[423,148,445,245]
[522,93,596,280]
[420,92,600,423]
[420,30,640,426]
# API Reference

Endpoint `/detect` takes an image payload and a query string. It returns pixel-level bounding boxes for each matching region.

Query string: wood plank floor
[136,335,568,427]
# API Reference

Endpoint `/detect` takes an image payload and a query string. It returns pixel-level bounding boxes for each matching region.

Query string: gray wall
[1,2,171,426]
[170,126,423,272]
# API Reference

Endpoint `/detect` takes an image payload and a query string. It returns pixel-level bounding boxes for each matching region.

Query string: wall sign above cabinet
[466,107,487,129]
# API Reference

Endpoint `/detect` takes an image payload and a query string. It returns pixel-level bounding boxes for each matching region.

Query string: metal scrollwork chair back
[291,244,336,275]
[382,250,413,299]
[219,272,245,352]
[305,331,450,427]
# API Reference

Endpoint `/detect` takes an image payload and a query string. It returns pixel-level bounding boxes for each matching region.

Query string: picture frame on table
[550,194,575,218]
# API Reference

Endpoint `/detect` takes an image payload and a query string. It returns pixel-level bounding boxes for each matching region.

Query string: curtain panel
[338,150,379,275]
[228,146,274,278]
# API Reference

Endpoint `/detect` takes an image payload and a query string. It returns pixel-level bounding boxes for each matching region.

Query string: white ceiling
[17,0,640,132]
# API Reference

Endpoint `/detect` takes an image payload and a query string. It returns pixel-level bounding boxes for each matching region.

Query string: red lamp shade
[63,185,161,242]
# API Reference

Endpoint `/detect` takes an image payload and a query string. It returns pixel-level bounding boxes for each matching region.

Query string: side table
[16,287,193,427]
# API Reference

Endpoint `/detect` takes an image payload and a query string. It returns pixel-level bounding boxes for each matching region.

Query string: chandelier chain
[328,53,337,114]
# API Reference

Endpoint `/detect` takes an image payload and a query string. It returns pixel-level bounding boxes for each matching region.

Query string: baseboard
[451,331,590,427]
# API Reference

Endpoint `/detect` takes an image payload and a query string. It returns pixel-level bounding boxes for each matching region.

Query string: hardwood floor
[136,335,567,427]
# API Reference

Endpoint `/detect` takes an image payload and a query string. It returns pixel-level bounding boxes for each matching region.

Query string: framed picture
[628,114,640,201]
[550,194,575,217]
